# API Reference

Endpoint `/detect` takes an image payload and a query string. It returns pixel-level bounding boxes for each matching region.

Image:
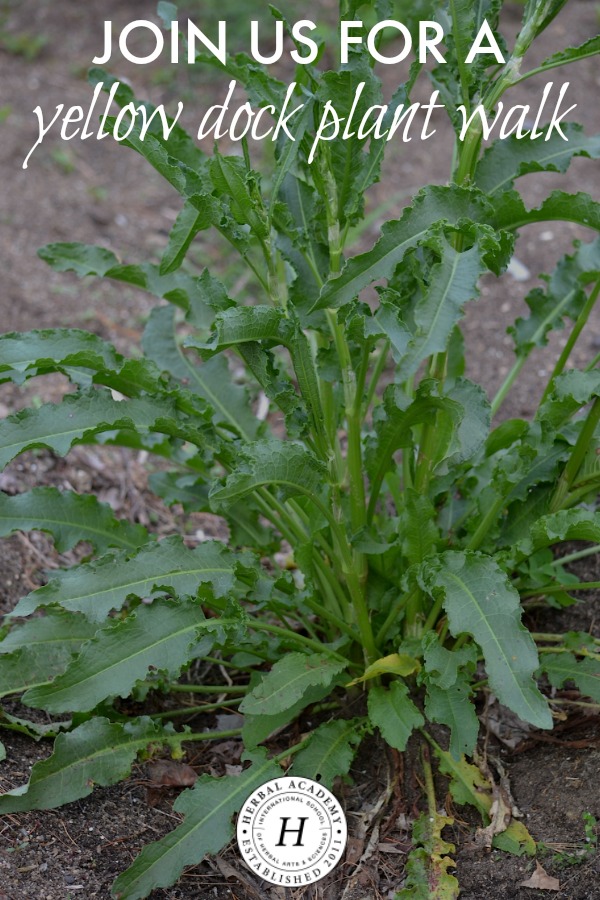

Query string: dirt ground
[1,0,600,897]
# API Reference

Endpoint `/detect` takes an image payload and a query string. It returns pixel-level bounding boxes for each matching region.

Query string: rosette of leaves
[1,1,600,897]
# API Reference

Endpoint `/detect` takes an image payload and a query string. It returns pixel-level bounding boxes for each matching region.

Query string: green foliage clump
[1,1,600,897]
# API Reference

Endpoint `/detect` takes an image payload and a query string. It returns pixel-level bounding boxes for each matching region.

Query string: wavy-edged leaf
[531,33,600,75]
[420,552,552,729]
[240,652,346,716]
[537,369,600,430]
[160,198,215,275]
[425,677,479,759]
[0,716,172,811]
[111,748,281,900]
[435,750,492,820]
[0,328,180,402]
[38,243,215,326]
[23,599,235,713]
[0,389,211,471]
[540,652,600,702]
[210,154,268,240]
[367,681,424,751]
[366,381,463,507]
[0,487,150,553]
[11,536,244,623]
[396,809,459,900]
[0,645,76,699]
[422,632,477,690]
[88,67,207,174]
[512,509,600,561]
[0,709,71,741]
[0,608,97,654]
[475,124,600,197]
[210,439,327,509]
[509,237,600,360]
[399,491,440,567]
[315,57,383,227]
[290,718,365,789]
[380,227,510,383]
[312,186,496,310]
[0,328,120,386]
[143,306,259,441]
[494,190,600,233]
[242,681,334,749]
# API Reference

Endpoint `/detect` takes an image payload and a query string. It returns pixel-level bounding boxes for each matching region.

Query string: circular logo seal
[236,776,347,886]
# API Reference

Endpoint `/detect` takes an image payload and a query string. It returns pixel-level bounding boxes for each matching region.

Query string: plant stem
[251,621,351,665]
[522,580,600,599]
[376,587,416,645]
[363,339,390,415]
[169,728,243,746]
[550,396,600,512]
[152,698,243,719]
[467,493,507,551]
[168,683,249,695]
[541,276,600,406]
[491,356,525,418]
[550,544,600,567]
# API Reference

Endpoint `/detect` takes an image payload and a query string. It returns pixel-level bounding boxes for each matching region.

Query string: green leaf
[0,709,71,741]
[88,68,207,175]
[514,509,600,559]
[290,719,365,790]
[494,190,600,234]
[315,58,383,227]
[38,243,215,327]
[367,681,424,751]
[240,652,346,717]
[111,749,281,900]
[475,124,600,197]
[143,306,259,441]
[540,652,600,702]
[531,33,600,75]
[210,154,268,240]
[420,552,552,729]
[399,491,439,567]
[492,820,537,856]
[509,238,600,360]
[242,682,335,749]
[0,716,172,811]
[159,198,215,275]
[312,185,497,310]
[210,440,327,509]
[11,536,244,623]
[422,632,477,690]
[0,328,120,386]
[367,381,463,507]
[538,369,600,430]
[0,487,150,553]
[424,677,479,759]
[518,0,569,49]
[382,227,510,383]
[0,608,97,654]
[23,598,231,714]
[0,389,211,471]
[434,749,492,820]
[196,306,324,443]
[0,645,77,699]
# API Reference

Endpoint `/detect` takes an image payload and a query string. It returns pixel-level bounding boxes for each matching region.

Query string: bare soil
[1,1,600,898]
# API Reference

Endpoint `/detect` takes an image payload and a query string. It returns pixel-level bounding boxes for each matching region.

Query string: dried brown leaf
[146,759,197,787]
[520,861,561,891]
